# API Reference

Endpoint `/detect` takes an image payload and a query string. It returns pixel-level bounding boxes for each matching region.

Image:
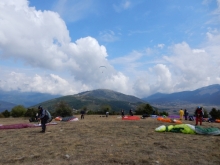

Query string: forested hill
[32,89,146,113]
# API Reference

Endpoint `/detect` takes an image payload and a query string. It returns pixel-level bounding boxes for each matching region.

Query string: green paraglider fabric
[155,124,195,134]
[155,124,220,135]
[195,126,220,135]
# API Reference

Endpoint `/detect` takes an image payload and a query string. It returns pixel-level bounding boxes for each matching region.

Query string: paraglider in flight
[99,66,106,73]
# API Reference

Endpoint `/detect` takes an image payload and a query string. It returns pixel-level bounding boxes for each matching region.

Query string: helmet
[38,105,42,109]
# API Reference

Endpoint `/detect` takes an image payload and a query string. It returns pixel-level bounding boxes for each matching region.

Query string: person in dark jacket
[121,109,125,118]
[129,109,133,116]
[38,106,48,133]
[184,109,189,120]
[80,110,85,119]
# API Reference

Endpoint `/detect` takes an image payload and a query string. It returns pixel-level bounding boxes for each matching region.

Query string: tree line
[1,101,220,119]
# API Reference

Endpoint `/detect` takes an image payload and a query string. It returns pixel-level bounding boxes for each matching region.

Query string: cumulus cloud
[0,0,129,95]
[1,0,220,99]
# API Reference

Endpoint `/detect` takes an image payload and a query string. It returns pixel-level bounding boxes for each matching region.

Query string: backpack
[45,110,52,123]
[189,116,194,121]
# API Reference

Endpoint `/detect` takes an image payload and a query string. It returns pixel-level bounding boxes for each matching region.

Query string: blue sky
[0,0,220,98]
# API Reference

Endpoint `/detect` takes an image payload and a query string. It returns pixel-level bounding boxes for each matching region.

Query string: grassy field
[0,115,220,165]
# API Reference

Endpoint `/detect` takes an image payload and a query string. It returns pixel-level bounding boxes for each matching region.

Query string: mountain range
[0,90,60,112]
[0,84,220,113]
[143,84,220,105]
[30,89,145,113]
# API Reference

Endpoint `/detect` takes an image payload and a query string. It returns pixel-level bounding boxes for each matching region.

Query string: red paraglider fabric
[0,123,57,130]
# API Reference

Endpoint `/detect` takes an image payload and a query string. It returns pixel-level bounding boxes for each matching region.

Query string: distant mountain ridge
[32,89,146,113]
[1,84,220,113]
[143,84,220,105]
[0,100,17,112]
[75,89,143,103]
[0,90,61,112]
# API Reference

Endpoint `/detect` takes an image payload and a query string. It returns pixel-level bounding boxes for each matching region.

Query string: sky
[0,0,220,98]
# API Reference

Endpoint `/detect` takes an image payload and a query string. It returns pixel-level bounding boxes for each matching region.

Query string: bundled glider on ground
[122,116,140,120]
[157,117,182,124]
[0,122,57,130]
[55,116,79,121]
[155,124,220,135]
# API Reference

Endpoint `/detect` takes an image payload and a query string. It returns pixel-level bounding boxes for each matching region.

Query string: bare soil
[0,115,220,165]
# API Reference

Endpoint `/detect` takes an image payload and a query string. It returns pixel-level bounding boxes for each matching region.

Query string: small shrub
[11,105,26,117]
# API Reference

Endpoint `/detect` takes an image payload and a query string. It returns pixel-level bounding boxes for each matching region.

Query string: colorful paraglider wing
[122,116,140,120]
[155,124,195,134]
[0,123,57,130]
[195,126,220,135]
[0,124,32,129]
[171,124,195,134]
[61,116,78,121]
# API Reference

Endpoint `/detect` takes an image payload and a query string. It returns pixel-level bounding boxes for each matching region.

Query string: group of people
[179,107,204,125]
[179,108,189,120]
[37,105,206,133]
[120,109,133,118]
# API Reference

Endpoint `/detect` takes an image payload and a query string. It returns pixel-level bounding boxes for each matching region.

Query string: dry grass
[0,115,220,165]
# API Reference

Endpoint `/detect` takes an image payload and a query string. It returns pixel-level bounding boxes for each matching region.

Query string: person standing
[195,107,203,126]
[106,111,109,117]
[121,109,125,118]
[184,109,189,120]
[179,109,184,120]
[80,110,85,119]
[129,109,133,116]
[38,106,47,133]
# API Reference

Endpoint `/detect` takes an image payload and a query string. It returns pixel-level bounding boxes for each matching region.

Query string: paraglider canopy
[99,66,106,73]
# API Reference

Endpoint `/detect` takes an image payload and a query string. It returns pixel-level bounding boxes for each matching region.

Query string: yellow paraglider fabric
[155,124,195,134]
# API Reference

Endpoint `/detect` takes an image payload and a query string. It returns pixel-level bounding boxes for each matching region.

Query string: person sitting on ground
[207,117,215,123]
[188,115,194,121]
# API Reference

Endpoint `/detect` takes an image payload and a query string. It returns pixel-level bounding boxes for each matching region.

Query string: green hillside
[31,89,146,113]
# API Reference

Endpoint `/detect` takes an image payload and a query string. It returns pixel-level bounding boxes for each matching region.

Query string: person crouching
[38,106,47,133]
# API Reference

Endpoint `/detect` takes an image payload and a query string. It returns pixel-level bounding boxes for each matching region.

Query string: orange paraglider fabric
[157,117,182,124]
[122,116,140,120]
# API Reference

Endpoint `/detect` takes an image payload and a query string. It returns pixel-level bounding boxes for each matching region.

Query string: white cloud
[0,0,130,95]
[123,1,131,9]
[157,44,165,49]
[131,33,220,97]
[214,0,220,14]
[113,0,131,12]
[202,0,213,5]
[0,71,81,95]
[192,49,206,53]
[110,51,143,65]
[1,0,220,99]
[99,30,119,42]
